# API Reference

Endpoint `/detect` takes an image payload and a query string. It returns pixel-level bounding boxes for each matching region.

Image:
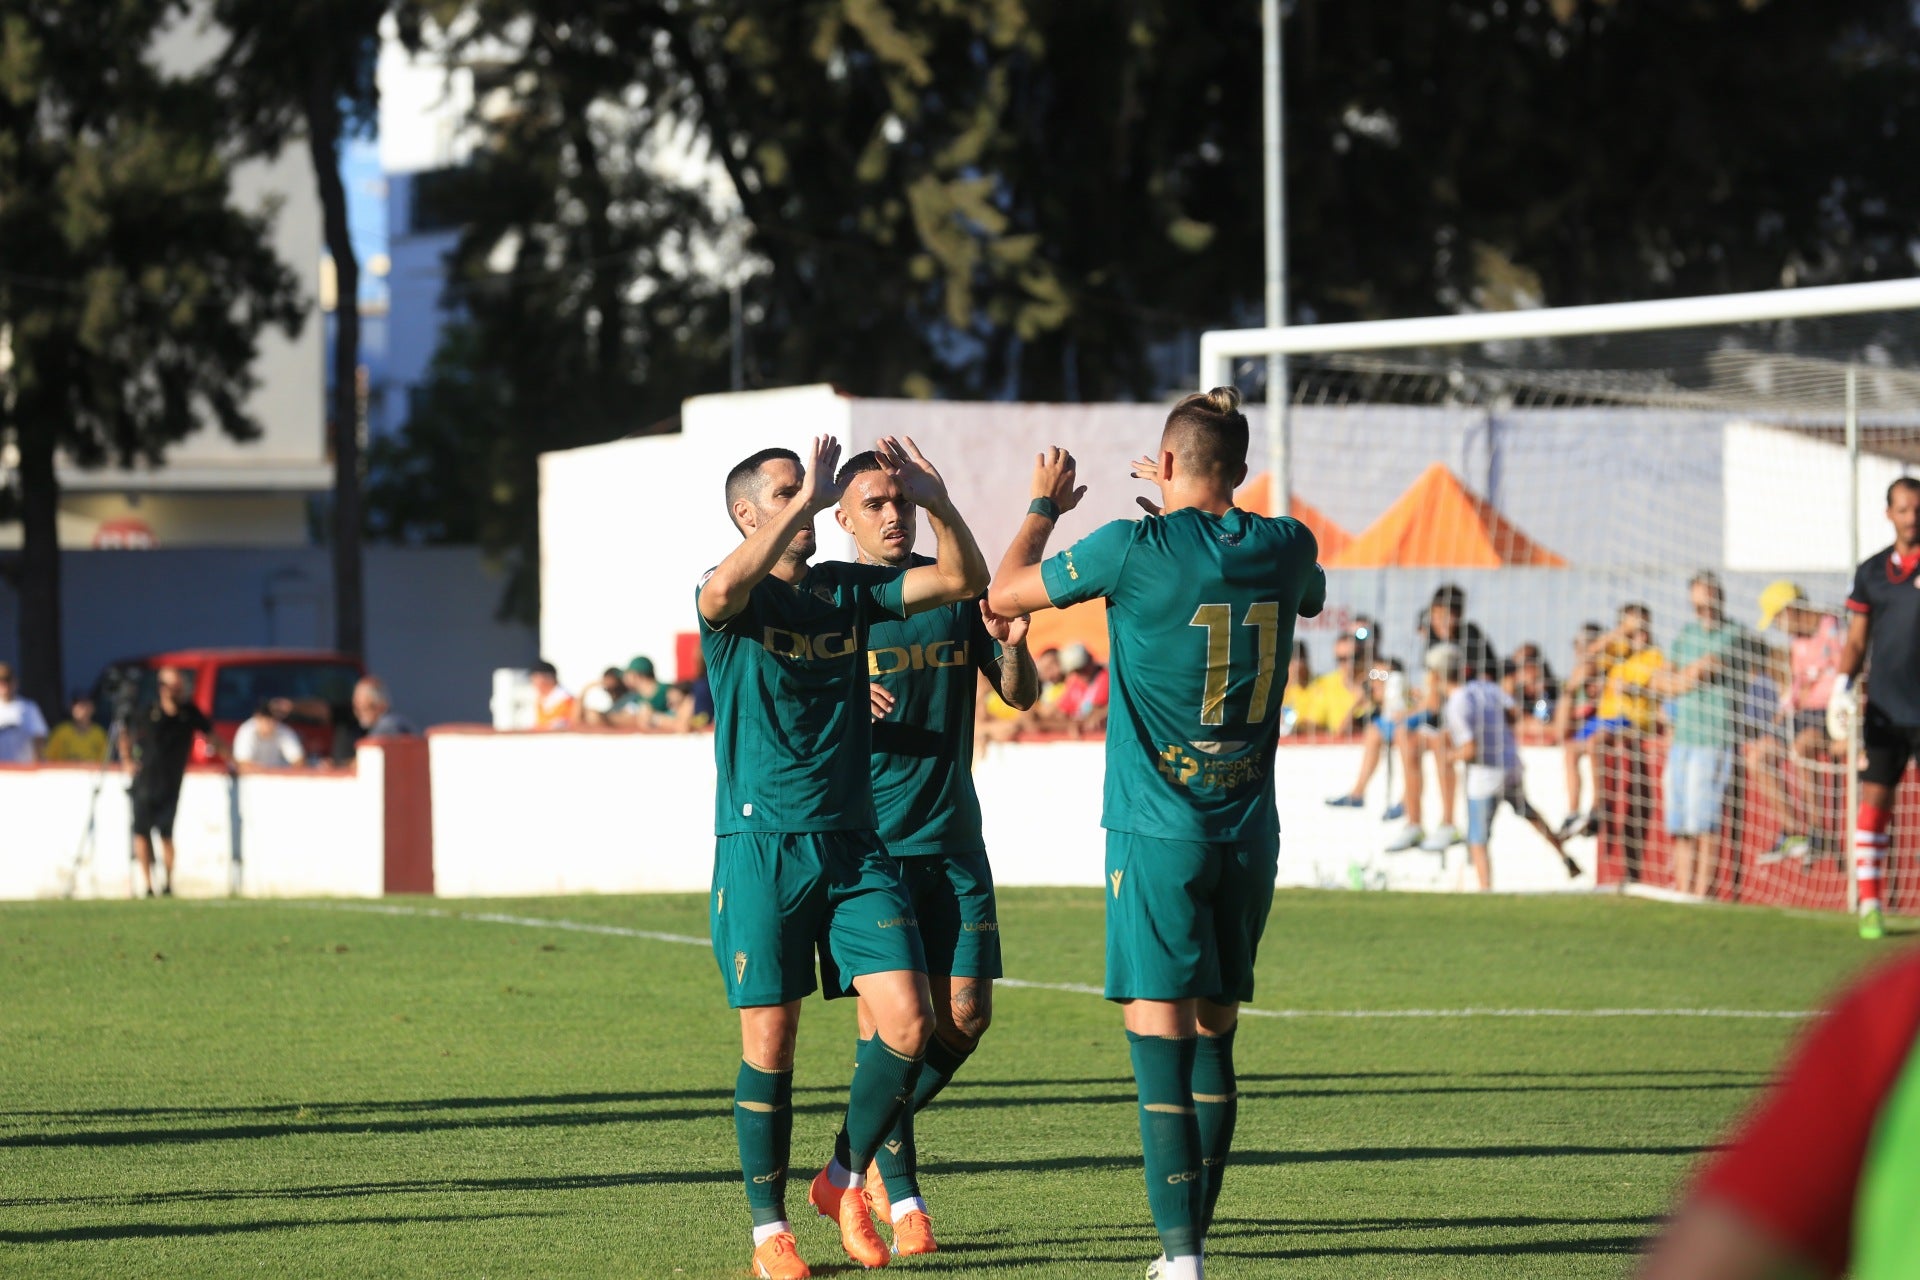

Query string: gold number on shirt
[1189,602,1281,726]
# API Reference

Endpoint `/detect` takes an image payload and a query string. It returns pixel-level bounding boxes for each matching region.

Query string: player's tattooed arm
[981,601,1039,711]
[698,435,844,625]
[989,446,1085,617]
[882,435,991,615]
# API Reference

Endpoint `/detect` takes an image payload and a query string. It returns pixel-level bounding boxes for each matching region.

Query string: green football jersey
[1040,508,1325,840]
[867,555,1002,856]
[698,560,906,835]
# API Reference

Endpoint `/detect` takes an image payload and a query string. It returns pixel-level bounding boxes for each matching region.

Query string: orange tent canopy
[1234,474,1353,562]
[1327,463,1567,568]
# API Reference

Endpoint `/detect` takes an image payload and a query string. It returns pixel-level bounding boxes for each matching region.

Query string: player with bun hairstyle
[989,386,1326,1280]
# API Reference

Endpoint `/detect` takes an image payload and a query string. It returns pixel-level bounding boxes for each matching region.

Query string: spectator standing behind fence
[528,660,576,730]
[1559,606,1664,840]
[1386,584,1499,854]
[352,676,416,738]
[1325,616,1409,810]
[127,666,224,897]
[1434,644,1580,890]
[45,691,108,763]
[232,700,304,767]
[1648,572,1756,900]
[578,667,626,728]
[1749,581,1843,866]
[0,662,50,764]
[1832,476,1920,942]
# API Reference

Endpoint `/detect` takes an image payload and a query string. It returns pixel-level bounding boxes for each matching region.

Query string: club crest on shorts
[734,951,748,983]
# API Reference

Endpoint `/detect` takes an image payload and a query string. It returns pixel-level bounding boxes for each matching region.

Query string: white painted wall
[538,384,853,685]
[0,747,392,901]
[429,734,1591,897]
[1723,421,1912,571]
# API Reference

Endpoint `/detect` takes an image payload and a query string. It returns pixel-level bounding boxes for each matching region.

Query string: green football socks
[843,1033,925,1174]
[735,1060,793,1227]
[1192,1027,1239,1234]
[873,1032,975,1202]
[1127,1030,1204,1260]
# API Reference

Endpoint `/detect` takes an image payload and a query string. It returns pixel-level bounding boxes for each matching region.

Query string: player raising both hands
[698,434,987,1277]
[988,387,1325,1280]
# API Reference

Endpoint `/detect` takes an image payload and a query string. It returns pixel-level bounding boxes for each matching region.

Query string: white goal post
[1201,278,1920,912]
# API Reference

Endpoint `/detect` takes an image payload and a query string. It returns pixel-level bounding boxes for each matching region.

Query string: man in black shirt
[1836,477,1920,941]
[125,667,224,897]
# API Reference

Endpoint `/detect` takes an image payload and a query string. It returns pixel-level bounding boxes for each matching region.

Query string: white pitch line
[288,901,1815,1020]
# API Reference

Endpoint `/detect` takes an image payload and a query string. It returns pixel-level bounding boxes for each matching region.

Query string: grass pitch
[1,889,1892,1278]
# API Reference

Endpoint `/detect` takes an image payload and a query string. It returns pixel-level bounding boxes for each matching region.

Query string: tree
[213,0,401,660]
[367,3,734,621]
[0,3,303,714]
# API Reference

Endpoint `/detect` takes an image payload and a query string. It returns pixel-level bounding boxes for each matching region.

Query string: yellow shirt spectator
[44,721,109,763]
[1290,671,1366,733]
[1596,646,1666,730]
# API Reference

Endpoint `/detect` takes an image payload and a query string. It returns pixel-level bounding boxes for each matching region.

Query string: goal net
[1203,281,1920,913]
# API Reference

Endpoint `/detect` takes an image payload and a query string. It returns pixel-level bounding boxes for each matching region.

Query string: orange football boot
[750,1231,811,1279]
[890,1210,938,1257]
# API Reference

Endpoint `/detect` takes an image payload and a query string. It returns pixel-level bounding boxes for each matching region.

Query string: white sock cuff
[752,1219,793,1247]
[891,1195,928,1223]
[827,1156,858,1189]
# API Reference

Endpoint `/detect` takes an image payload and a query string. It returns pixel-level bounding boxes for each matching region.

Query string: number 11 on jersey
[1190,602,1281,727]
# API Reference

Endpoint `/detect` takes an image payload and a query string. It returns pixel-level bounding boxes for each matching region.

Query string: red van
[96,649,367,764]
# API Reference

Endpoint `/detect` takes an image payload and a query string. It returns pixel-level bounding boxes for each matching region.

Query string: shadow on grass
[0,1210,550,1245]
[2,1170,739,1212]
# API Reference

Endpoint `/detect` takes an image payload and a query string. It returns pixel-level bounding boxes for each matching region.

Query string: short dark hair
[1431,583,1466,613]
[1161,386,1250,481]
[1689,570,1724,600]
[835,450,886,488]
[1621,602,1651,623]
[531,660,558,679]
[1890,476,1920,505]
[724,448,802,527]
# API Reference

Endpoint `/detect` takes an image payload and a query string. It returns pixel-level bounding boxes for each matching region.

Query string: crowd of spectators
[1300,577,1845,879]
[528,655,713,733]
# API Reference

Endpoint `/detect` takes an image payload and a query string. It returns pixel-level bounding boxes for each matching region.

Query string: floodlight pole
[1261,0,1290,518]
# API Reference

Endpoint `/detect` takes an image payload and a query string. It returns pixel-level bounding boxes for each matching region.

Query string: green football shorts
[1103,827,1280,1004]
[894,852,1002,984]
[710,830,926,1008]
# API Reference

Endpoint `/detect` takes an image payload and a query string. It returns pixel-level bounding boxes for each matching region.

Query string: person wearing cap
[614,655,676,729]
[1056,642,1110,734]
[1385,583,1500,854]
[1748,581,1844,866]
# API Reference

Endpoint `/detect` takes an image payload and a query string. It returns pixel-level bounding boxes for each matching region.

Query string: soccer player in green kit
[699,434,988,1277]
[988,387,1326,1280]
[809,450,1039,1256]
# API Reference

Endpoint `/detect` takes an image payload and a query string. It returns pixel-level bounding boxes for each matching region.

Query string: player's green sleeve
[1040,519,1138,608]
[694,573,756,633]
[1300,561,1327,619]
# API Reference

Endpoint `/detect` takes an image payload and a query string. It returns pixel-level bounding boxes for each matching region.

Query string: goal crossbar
[1200,277,1920,387]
